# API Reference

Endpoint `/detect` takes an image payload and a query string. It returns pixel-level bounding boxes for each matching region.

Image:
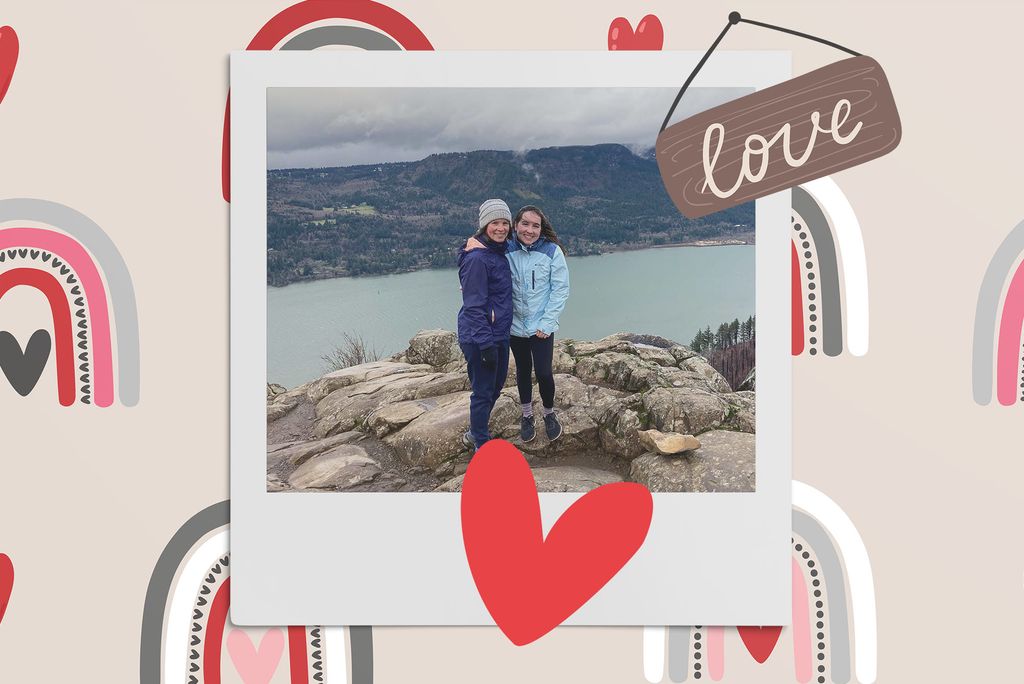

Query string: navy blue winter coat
[457,236,513,350]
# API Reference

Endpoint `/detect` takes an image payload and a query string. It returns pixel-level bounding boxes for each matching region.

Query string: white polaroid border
[231,50,792,626]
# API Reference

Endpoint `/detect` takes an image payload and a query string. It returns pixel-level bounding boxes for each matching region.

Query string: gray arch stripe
[793,510,851,684]
[350,626,374,684]
[667,626,689,681]
[281,26,402,51]
[0,198,140,405]
[139,500,229,684]
[793,188,844,357]
[972,219,1024,404]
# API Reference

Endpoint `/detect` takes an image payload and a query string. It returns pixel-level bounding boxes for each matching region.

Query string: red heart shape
[737,625,783,664]
[461,440,653,645]
[608,15,664,51]
[0,554,13,626]
[0,26,19,106]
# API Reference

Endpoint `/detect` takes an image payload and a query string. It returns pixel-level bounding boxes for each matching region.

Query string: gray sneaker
[462,430,475,451]
[543,412,562,441]
[520,416,536,442]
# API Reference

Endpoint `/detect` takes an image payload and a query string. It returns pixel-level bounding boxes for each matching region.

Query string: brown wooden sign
[656,55,901,219]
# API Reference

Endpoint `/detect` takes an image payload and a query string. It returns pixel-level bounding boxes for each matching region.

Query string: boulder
[738,368,756,391]
[268,401,299,423]
[638,429,701,455]
[267,383,287,398]
[365,400,432,437]
[436,465,624,493]
[405,329,461,369]
[413,372,470,399]
[659,368,717,392]
[680,356,732,393]
[267,431,366,469]
[287,445,382,490]
[574,352,668,392]
[642,387,729,435]
[596,396,647,459]
[633,345,679,367]
[307,361,433,404]
[312,370,437,437]
[564,336,635,358]
[384,392,518,469]
[629,430,754,492]
[722,391,756,433]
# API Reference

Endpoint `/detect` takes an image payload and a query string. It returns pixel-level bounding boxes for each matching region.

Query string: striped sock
[521,403,533,418]
[543,406,554,417]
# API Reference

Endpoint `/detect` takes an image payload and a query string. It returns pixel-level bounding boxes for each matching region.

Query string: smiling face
[484,218,510,242]
[516,210,542,245]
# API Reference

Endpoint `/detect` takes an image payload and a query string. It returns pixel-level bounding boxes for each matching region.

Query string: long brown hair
[514,205,567,256]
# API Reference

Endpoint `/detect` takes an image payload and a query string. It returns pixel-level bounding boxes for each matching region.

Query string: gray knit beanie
[478,199,512,231]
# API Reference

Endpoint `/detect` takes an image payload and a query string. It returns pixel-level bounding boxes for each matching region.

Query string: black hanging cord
[659,11,863,133]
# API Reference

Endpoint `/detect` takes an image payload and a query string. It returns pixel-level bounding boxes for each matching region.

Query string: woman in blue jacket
[468,205,570,443]
[457,199,514,452]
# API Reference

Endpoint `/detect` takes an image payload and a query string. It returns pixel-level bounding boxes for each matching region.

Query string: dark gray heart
[51,257,62,269]
[17,248,26,258]
[41,252,51,262]
[190,635,200,646]
[59,265,69,276]
[74,297,84,307]
[29,250,39,259]
[67,274,77,285]
[70,285,80,295]
[0,330,51,396]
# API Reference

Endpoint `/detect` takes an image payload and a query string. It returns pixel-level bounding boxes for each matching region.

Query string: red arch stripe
[204,577,311,682]
[0,268,75,405]
[791,241,805,356]
[222,0,434,201]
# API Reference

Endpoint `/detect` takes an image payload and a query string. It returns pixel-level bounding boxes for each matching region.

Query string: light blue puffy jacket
[504,235,570,338]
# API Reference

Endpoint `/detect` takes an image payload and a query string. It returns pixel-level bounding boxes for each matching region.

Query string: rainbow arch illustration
[972,218,1024,406]
[0,198,139,406]
[642,482,877,684]
[221,0,434,202]
[791,179,869,358]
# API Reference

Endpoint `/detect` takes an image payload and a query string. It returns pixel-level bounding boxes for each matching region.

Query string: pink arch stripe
[791,557,813,683]
[0,228,114,406]
[706,626,725,680]
[997,259,1024,406]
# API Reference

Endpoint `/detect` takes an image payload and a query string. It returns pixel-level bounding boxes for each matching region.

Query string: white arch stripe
[801,178,870,356]
[324,626,349,684]
[793,482,877,683]
[643,625,666,682]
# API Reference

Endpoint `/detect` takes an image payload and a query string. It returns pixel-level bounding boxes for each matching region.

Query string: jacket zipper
[491,308,495,323]
[532,270,535,290]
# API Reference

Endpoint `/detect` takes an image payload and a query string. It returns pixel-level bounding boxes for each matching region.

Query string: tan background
[0,0,1021,681]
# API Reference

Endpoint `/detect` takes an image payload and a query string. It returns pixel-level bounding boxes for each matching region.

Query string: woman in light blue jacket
[468,205,570,442]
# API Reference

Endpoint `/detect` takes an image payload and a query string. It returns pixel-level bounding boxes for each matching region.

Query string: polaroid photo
[230,51,792,626]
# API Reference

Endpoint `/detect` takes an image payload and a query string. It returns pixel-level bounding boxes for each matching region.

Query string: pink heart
[227,628,285,684]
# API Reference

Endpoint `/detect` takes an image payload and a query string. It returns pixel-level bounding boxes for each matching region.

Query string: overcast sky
[267,87,750,169]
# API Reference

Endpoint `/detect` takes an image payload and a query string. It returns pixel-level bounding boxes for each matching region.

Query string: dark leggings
[509,334,555,409]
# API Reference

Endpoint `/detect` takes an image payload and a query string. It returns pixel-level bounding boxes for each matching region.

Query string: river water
[268,245,754,388]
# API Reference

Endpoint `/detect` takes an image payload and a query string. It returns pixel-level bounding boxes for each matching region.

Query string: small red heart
[461,440,653,645]
[0,26,19,106]
[0,554,13,626]
[737,625,784,663]
[608,15,664,51]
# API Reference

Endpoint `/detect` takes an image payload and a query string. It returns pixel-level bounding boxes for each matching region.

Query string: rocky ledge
[267,330,755,493]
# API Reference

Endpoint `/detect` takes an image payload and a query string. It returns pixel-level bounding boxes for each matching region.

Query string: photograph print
[265,86,757,494]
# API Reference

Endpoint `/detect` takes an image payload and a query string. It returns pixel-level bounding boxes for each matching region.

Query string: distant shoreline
[269,237,755,288]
